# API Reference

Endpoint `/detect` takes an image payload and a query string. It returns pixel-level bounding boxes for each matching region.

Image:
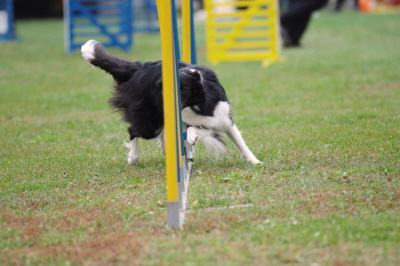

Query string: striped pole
[156,0,197,229]
[156,0,180,228]
[182,0,196,163]
[182,0,197,64]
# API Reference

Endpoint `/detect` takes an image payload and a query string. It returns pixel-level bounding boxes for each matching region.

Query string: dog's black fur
[89,43,227,140]
[81,40,260,164]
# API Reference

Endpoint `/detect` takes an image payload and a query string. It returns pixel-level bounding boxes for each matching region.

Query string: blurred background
[11,0,400,19]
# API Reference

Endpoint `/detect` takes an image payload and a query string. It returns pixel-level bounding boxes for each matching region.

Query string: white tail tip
[81,40,100,63]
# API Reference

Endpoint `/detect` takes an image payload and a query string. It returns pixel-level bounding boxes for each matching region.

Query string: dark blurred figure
[194,0,204,10]
[335,0,359,11]
[280,0,329,47]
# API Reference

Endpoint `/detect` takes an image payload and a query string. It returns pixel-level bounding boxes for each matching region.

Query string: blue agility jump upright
[64,0,133,54]
[0,0,17,41]
[133,0,159,33]
[64,0,160,53]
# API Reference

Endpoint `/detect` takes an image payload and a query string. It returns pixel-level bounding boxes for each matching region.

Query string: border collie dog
[81,40,260,165]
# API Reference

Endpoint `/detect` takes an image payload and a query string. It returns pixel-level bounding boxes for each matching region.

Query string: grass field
[1,10,400,265]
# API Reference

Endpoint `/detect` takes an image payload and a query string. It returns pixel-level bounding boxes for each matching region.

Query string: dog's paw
[81,40,99,63]
[245,156,261,165]
[250,158,261,165]
[125,141,139,165]
[127,156,139,165]
[127,149,140,165]
[187,127,198,146]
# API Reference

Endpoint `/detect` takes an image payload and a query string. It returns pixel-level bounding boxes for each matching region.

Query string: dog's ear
[189,70,201,82]
[184,69,203,89]
[156,77,162,88]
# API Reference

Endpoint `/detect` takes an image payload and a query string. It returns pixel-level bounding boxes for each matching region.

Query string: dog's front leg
[125,138,140,165]
[226,124,261,164]
[186,127,212,145]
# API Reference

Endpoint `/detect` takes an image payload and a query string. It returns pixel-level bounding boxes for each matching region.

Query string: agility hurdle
[204,0,282,66]
[133,0,159,33]
[156,0,196,229]
[64,0,133,53]
[0,0,17,41]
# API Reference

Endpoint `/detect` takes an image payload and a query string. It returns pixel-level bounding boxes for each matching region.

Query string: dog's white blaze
[182,101,231,131]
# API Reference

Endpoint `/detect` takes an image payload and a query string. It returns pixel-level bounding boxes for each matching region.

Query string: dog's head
[156,69,204,109]
[179,69,204,109]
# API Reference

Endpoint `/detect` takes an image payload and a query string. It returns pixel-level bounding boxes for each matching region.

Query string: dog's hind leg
[158,130,165,155]
[225,124,260,164]
[125,138,140,165]
[125,127,140,165]
[81,40,142,84]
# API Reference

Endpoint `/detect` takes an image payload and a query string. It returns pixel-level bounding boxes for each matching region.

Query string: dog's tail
[199,132,228,158]
[81,40,142,84]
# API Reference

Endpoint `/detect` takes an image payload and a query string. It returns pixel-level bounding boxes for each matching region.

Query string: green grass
[1,11,400,265]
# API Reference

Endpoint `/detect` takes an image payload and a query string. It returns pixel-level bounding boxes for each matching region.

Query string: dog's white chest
[182,101,231,130]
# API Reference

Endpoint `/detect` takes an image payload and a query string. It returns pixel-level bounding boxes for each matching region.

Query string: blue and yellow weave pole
[182,0,197,64]
[181,0,197,166]
[171,0,187,215]
[156,0,197,229]
[156,0,180,228]
[171,0,185,181]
